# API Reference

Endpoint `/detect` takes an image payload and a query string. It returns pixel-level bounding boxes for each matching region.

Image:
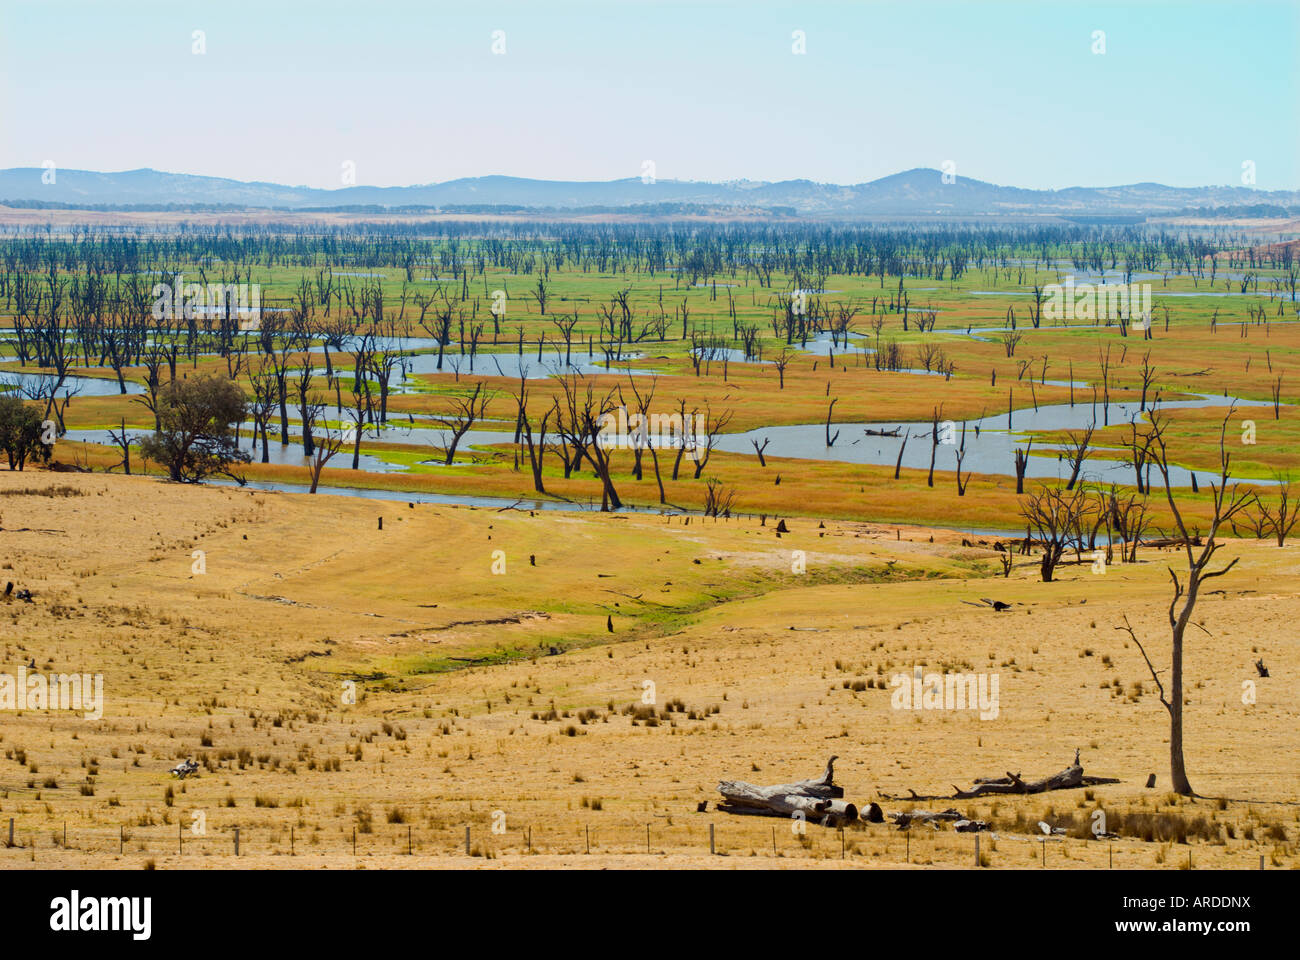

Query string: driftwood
[1142,535,1204,548]
[891,808,963,828]
[717,755,858,827]
[881,751,1120,801]
[864,427,903,438]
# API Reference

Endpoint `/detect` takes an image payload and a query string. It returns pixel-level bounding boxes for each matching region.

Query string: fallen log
[891,808,963,828]
[881,751,1120,801]
[717,755,857,826]
[1142,535,1204,548]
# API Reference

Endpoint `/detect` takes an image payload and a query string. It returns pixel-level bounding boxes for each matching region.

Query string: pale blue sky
[1,0,1295,190]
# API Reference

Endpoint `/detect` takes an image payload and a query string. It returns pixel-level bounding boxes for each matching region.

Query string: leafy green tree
[0,394,52,472]
[138,374,250,482]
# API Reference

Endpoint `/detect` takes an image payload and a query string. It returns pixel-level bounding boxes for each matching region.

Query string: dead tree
[926,407,940,488]
[1251,478,1300,546]
[1013,440,1033,494]
[1118,407,1257,796]
[553,375,622,510]
[691,403,733,480]
[703,478,737,518]
[883,751,1119,801]
[247,363,278,464]
[513,378,551,495]
[772,347,793,389]
[307,421,347,494]
[1123,417,1152,494]
[1019,482,1092,581]
[717,756,857,827]
[434,381,491,466]
[1062,423,1095,490]
[894,429,910,480]
[1109,487,1152,563]
[1138,351,1157,412]
[106,418,135,475]
[625,375,665,504]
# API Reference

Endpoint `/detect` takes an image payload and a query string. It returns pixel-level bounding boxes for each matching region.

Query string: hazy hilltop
[2,166,1296,218]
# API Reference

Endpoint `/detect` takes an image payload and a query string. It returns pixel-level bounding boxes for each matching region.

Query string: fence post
[527,825,531,854]
[585,824,590,854]
[841,827,846,860]
[709,822,715,855]
[464,825,470,856]
[646,823,650,855]
[353,827,357,856]
[234,827,240,857]
[178,822,182,856]
[408,825,412,856]
[8,818,14,848]
[974,833,979,867]
[291,826,294,857]
[119,825,123,855]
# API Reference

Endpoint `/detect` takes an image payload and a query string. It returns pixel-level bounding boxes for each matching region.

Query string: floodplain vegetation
[0,220,1297,868]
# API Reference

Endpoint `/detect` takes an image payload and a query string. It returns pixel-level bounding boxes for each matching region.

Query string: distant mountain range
[1,167,1297,220]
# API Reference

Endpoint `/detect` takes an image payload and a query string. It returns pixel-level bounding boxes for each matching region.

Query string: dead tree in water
[825,397,839,447]
[893,429,910,480]
[1123,417,1152,494]
[1062,423,1095,490]
[954,421,971,496]
[434,381,491,466]
[1013,439,1032,494]
[926,407,941,488]
[692,403,733,480]
[553,375,622,510]
[106,418,135,475]
[307,421,346,494]
[625,374,666,503]
[512,376,551,495]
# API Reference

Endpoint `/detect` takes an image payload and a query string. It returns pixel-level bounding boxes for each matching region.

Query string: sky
[0,0,1296,191]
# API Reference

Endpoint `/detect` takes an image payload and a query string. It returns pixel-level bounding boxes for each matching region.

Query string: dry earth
[0,471,1296,869]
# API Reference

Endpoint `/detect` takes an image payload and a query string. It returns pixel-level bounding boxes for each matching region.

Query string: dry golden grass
[0,470,1296,870]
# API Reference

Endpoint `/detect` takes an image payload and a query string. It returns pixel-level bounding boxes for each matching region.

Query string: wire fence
[0,815,1280,868]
